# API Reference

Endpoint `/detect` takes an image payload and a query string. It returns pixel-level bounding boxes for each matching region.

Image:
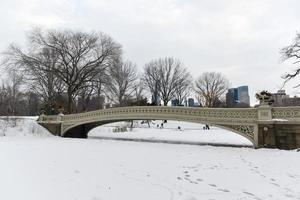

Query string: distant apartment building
[187,98,195,107]
[226,86,250,107]
[171,99,180,106]
[271,90,300,107]
[151,94,161,105]
[171,98,197,107]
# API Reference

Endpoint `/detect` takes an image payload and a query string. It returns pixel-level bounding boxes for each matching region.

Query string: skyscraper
[226,86,250,107]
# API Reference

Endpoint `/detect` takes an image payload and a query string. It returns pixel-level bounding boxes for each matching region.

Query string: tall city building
[271,90,300,107]
[171,99,179,106]
[238,86,250,105]
[187,98,195,107]
[226,88,238,107]
[226,86,250,107]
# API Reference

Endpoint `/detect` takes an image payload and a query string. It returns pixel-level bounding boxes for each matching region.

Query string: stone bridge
[38,105,300,150]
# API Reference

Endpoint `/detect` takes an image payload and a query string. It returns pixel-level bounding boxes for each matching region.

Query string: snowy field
[0,117,299,200]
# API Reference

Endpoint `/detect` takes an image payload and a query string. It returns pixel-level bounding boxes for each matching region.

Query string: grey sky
[1,0,300,105]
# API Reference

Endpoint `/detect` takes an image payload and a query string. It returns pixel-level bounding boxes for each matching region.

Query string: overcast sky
[1,0,300,105]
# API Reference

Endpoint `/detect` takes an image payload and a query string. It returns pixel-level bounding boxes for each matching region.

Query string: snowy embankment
[0,116,50,137]
[0,117,299,200]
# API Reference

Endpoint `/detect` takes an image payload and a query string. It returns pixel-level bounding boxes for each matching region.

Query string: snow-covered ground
[89,120,253,147]
[0,118,299,200]
[0,116,49,137]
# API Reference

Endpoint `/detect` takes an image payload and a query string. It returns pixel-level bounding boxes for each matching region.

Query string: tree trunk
[67,89,73,114]
[163,100,168,106]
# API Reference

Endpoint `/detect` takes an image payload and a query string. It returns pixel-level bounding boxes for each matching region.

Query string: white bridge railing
[38,106,300,125]
[39,106,260,124]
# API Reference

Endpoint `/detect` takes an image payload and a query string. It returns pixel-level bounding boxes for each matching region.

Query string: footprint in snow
[208,184,217,187]
[270,182,280,187]
[218,188,230,193]
[243,191,255,196]
[284,188,292,192]
[243,191,262,200]
[285,194,296,199]
[287,174,297,179]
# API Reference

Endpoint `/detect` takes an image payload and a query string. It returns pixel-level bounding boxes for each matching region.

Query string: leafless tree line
[0,28,230,115]
[0,69,39,116]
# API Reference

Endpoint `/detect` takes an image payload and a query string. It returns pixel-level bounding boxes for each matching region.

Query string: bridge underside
[60,119,257,147]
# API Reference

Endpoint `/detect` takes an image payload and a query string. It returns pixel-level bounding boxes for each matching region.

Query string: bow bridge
[38,105,300,149]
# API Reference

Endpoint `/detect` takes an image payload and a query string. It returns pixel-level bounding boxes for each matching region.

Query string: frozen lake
[0,118,299,200]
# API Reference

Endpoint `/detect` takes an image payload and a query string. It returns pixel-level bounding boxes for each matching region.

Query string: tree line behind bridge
[1,28,299,116]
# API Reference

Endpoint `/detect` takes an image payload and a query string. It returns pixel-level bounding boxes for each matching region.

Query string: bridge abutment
[258,123,300,149]
[38,123,61,136]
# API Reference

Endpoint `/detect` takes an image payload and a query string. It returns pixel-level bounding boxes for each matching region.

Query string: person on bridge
[205,124,210,130]
[160,123,164,129]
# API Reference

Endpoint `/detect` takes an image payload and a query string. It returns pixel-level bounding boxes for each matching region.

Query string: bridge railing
[58,106,259,124]
[272,107,300,121]
[37,106,300,124]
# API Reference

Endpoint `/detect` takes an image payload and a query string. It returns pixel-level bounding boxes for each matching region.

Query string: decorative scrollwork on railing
[221,124,255,140]
[40,106,300,125]
[58,106,259,124]
[272,107,300,120]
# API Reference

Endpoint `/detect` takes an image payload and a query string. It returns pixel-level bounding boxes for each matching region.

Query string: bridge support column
[39,123,62,136]
[257,123,300,149]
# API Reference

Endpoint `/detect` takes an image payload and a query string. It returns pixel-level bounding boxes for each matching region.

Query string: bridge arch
[62,117,256,147]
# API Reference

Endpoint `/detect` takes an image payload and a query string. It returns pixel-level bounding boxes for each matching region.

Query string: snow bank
[0,116,51,137]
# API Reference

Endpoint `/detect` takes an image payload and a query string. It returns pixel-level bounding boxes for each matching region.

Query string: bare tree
[158,58,186,106]
[106,60,137,106]
[92,72,109,109]
[0,70,25,115]
[6,69,24,115]
[194,72,229,107]
[143,57,191,106]
[3,28,122,113]
[133,79,146,103]
[281,33,300,86]
[4,46,66,114]
[174,69,192,105]
[142,61,161,105]
[76,82,95,112]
